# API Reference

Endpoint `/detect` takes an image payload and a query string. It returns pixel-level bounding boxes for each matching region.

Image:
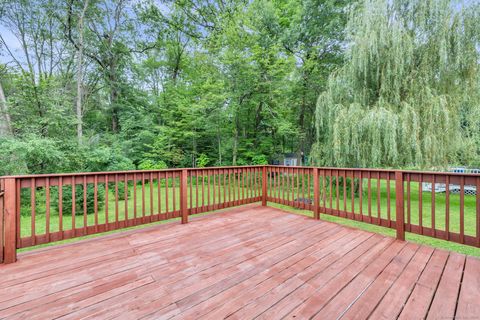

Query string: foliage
[313,0,480,169]
[53,184,106,215]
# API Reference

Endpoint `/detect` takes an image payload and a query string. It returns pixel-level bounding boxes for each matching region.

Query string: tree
[313,0,480,168]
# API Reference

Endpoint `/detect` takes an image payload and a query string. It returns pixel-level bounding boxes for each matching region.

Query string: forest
[0,0,479,175]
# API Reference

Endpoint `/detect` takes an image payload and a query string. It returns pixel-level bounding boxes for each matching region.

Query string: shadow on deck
[0,204,479,319]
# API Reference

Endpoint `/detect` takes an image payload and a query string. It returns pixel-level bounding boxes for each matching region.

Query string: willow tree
[313,0,480,168]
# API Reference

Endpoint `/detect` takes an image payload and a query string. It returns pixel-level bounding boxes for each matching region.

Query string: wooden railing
[1,165,479,263]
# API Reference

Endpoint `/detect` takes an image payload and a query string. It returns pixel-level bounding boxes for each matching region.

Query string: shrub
[53,184,106,215]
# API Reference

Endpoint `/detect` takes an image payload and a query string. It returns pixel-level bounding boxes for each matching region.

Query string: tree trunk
[76,0,89,143]
[0,81,12,136]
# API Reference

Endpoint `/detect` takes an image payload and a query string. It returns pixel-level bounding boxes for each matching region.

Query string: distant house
[271,152,306,166]
[422,167,480,195]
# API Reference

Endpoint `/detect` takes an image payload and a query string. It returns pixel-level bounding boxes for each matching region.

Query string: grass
[16,175,480,257]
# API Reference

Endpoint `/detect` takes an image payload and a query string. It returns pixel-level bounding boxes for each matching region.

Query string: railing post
[313,167,320,220]
[181,169,188,224]
[395,171,405,241]
[3,178,17,263]
[262,166,267,206]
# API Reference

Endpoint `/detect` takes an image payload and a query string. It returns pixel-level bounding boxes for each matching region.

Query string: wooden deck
[0,204,479,319]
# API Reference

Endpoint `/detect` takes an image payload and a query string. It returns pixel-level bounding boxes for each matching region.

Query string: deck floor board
[0,204,478,320]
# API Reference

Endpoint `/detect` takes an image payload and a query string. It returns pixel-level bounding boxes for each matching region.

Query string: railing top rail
[267,165,480,177]
[2,164,480,180]
[0,165,266,180]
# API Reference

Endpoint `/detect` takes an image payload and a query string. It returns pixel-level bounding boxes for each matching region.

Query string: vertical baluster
[343,171,347,213]
[213,170,217,209]
[291,169,295,205]
[114,173,118,228]
[94,175,98,232]
[157,172,161,215]
[31,178,36,245]
[300,169,305,209]
[431,175,436,237]
[71,176,76,235]
[189,171,193,211]
[408,173,412,230]
[124,173,128,221]
[141,173,146,221]
[418,174,422,234]
[172,172,177,214]
[445,175,450,240]
[387,174,391,227]
[242,168,245,203]
[336,170,340,212]
[476,176,480,247]
[45,178,50,242]
[377,172,381,222]
[359,171,363,216]
[202,170,205,209]
[460,176,465,244]
[329,170,333,210]
[268,167,272,200]
[223,169,227,207]
[196,171,199,209]
[295,168,303,208]
[150,172,154,217]
[207,170,211,209]
[165,172,169,217]
[367,172,372,218]
[351,171,354,216]
[237,169,241,204]
[105,174,109,229]
[307,169,311,207]
[59,177,63,239]
[321,171,326,211]
[133,173,137,221]
[83,176,87,233]
[272,168,278,202]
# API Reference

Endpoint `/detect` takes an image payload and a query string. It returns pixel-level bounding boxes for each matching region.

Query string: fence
[1,165,479,263]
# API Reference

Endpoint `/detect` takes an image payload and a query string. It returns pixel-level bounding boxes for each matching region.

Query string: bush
[196,154,209,168]
[53,184,106,215]
[252,155,268,165]
[138,159,168,170]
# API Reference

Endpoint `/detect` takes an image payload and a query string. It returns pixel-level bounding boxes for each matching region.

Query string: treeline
[0,0,347,175]
[0,0,479,176]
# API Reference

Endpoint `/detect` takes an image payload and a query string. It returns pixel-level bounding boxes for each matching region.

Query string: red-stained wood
[419,173,423,233]
[94,175,98,232]
[460,176,465,244]
[105,175,110,228]
[30,178,36,246]
[0,205,478,319]
[58,177,63,239]
[426,253,465,320]
[477,177,480,246]
[313,168,319,219]
[181,169,188,224]
[165,172,169,217]
[71,176,76,234]
[395,171,405,241]
[397,249,449,320]
[124,173,128,221]
[3,178,17,263]
[262,166,267,206]
[83,176,87,232]
[45,178,50,242]
[455,256,480,319]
